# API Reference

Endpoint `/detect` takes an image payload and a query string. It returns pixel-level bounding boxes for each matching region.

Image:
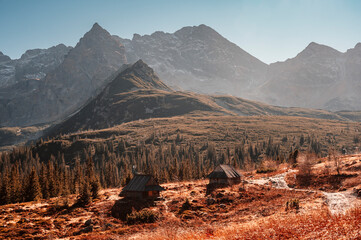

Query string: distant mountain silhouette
[48,61,353,136]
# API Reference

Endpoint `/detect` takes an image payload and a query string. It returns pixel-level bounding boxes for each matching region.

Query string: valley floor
[0,156,360,239]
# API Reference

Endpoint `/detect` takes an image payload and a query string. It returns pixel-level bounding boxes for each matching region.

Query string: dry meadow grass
[1,155,360,239]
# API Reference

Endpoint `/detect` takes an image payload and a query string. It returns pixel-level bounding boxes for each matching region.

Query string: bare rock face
[0,23,127,126]
[0,45,71,88]
[115,24,268,97]
[255,42,361,111]
[15,44,72,82]
[0,52,11,63]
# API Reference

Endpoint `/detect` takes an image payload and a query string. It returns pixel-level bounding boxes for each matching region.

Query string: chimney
[132,165,137,175]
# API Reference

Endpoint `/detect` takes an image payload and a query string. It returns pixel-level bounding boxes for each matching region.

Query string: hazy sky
[1,0,361,63]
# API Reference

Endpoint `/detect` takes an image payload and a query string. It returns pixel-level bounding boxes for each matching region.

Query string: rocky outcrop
[255,42,361,111]
[0,45,71,88]
[115,24,267,97]
[0,23,127,126]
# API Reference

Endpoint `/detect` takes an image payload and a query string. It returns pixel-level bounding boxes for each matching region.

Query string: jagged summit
[90,22,106,32]
[174,24,221,39]
[106,59,171,94]
[0,51,11,62]
[297,42,341,58]
[77,22,113,47]
[354,42,361,49]
[118,24,267,97]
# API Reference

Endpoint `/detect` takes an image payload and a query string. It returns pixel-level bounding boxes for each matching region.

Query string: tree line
[0,133,348,205]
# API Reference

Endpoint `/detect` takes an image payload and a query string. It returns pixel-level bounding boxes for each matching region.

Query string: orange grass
[137,206,361,240]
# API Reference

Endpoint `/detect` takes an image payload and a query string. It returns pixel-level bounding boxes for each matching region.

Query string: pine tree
[77,181,91,207]
[25,167,42,202]
[0,173,11,205]
[91,177,101,199]
[10,165,21,203]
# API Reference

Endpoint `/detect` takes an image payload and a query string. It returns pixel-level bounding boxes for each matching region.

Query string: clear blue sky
[1,0,360,63]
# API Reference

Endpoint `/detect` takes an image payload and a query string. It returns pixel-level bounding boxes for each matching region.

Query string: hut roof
[121,174,165,192]
[207,164,242,179]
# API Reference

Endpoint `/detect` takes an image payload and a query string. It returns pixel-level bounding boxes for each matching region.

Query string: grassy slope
[53,115,361,160]
[0,155,360,239]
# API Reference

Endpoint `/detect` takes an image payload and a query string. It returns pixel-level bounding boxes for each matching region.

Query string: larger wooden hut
[120,174,165,199]
[207,164,242,186]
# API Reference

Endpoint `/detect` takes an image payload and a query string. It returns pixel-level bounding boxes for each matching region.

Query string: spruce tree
[0,173,11,205]
[77,181,91,207]
[25,168,42,202]
[91,177,101,199]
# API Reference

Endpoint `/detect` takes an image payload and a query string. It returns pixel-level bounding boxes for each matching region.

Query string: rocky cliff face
[255,42,361,110]
[0,45,72,88]
[115,24,267,97]
[2,24,361,129]
[0,23,127,126]
[116,26,361,111]
[49,61,355,136]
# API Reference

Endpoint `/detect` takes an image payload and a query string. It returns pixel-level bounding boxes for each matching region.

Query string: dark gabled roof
[121,174,165,192]
[145,185,165,191]
[207,164,242,179]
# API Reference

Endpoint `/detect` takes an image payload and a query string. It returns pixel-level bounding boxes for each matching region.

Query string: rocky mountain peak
[127,59,154,75]
[0,51,11,62]
[77,23,114,47]
[108,60,170,93]
[174,24,221,40]
[297,42,341,59]
[90,22,105,33]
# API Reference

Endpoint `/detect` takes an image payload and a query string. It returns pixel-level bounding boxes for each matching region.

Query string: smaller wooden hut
[120,174,165,199]
[207,164,242,187]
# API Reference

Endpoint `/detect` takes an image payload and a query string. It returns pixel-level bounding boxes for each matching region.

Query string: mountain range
[47,59,360,137]
[1,23,361,129]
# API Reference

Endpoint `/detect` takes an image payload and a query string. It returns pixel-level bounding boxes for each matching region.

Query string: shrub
[285,199,300,211]
[256,159,277,173]
[179,198,192,213]
[126,208,159,225]
[297,153,316,186]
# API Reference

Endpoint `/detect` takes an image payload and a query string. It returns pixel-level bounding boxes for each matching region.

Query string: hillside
[0,44,71,88]
[255,42,361,111]
[27,115,361,173]
[0,23,127,127]
[115,24,267,96]
[2,24,361,128]
[0,153,360,239]
[46,60,361,138]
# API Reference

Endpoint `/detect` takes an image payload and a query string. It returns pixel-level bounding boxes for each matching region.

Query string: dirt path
[322,191,358,214]
[248,170,296,189]
[248,170,358,214]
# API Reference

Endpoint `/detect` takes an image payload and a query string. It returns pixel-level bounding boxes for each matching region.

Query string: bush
[126,208,159,225]
[256,159,277,173]
[179,198,192,213]
[297,153,316,186]
[285,199,300,211]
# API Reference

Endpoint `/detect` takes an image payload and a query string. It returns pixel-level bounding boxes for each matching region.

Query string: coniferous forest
[1,124,358,206]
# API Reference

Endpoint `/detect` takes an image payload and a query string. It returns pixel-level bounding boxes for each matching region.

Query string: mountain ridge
[47,61,360,138]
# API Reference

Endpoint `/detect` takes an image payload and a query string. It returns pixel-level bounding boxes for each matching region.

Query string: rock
[190,191,197,196]
[216,192,224,198]
[105,223,113,229]
[74,225,93,235]
[0,23,127,127]
[219,204,227,209]
[84,219,92,226]
[206,198,216,205]
[18,217,30,223]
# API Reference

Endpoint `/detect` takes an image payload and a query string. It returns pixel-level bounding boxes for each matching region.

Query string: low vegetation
[0,115,360,206]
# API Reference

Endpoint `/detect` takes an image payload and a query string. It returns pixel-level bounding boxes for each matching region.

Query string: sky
[1,0,361,64]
